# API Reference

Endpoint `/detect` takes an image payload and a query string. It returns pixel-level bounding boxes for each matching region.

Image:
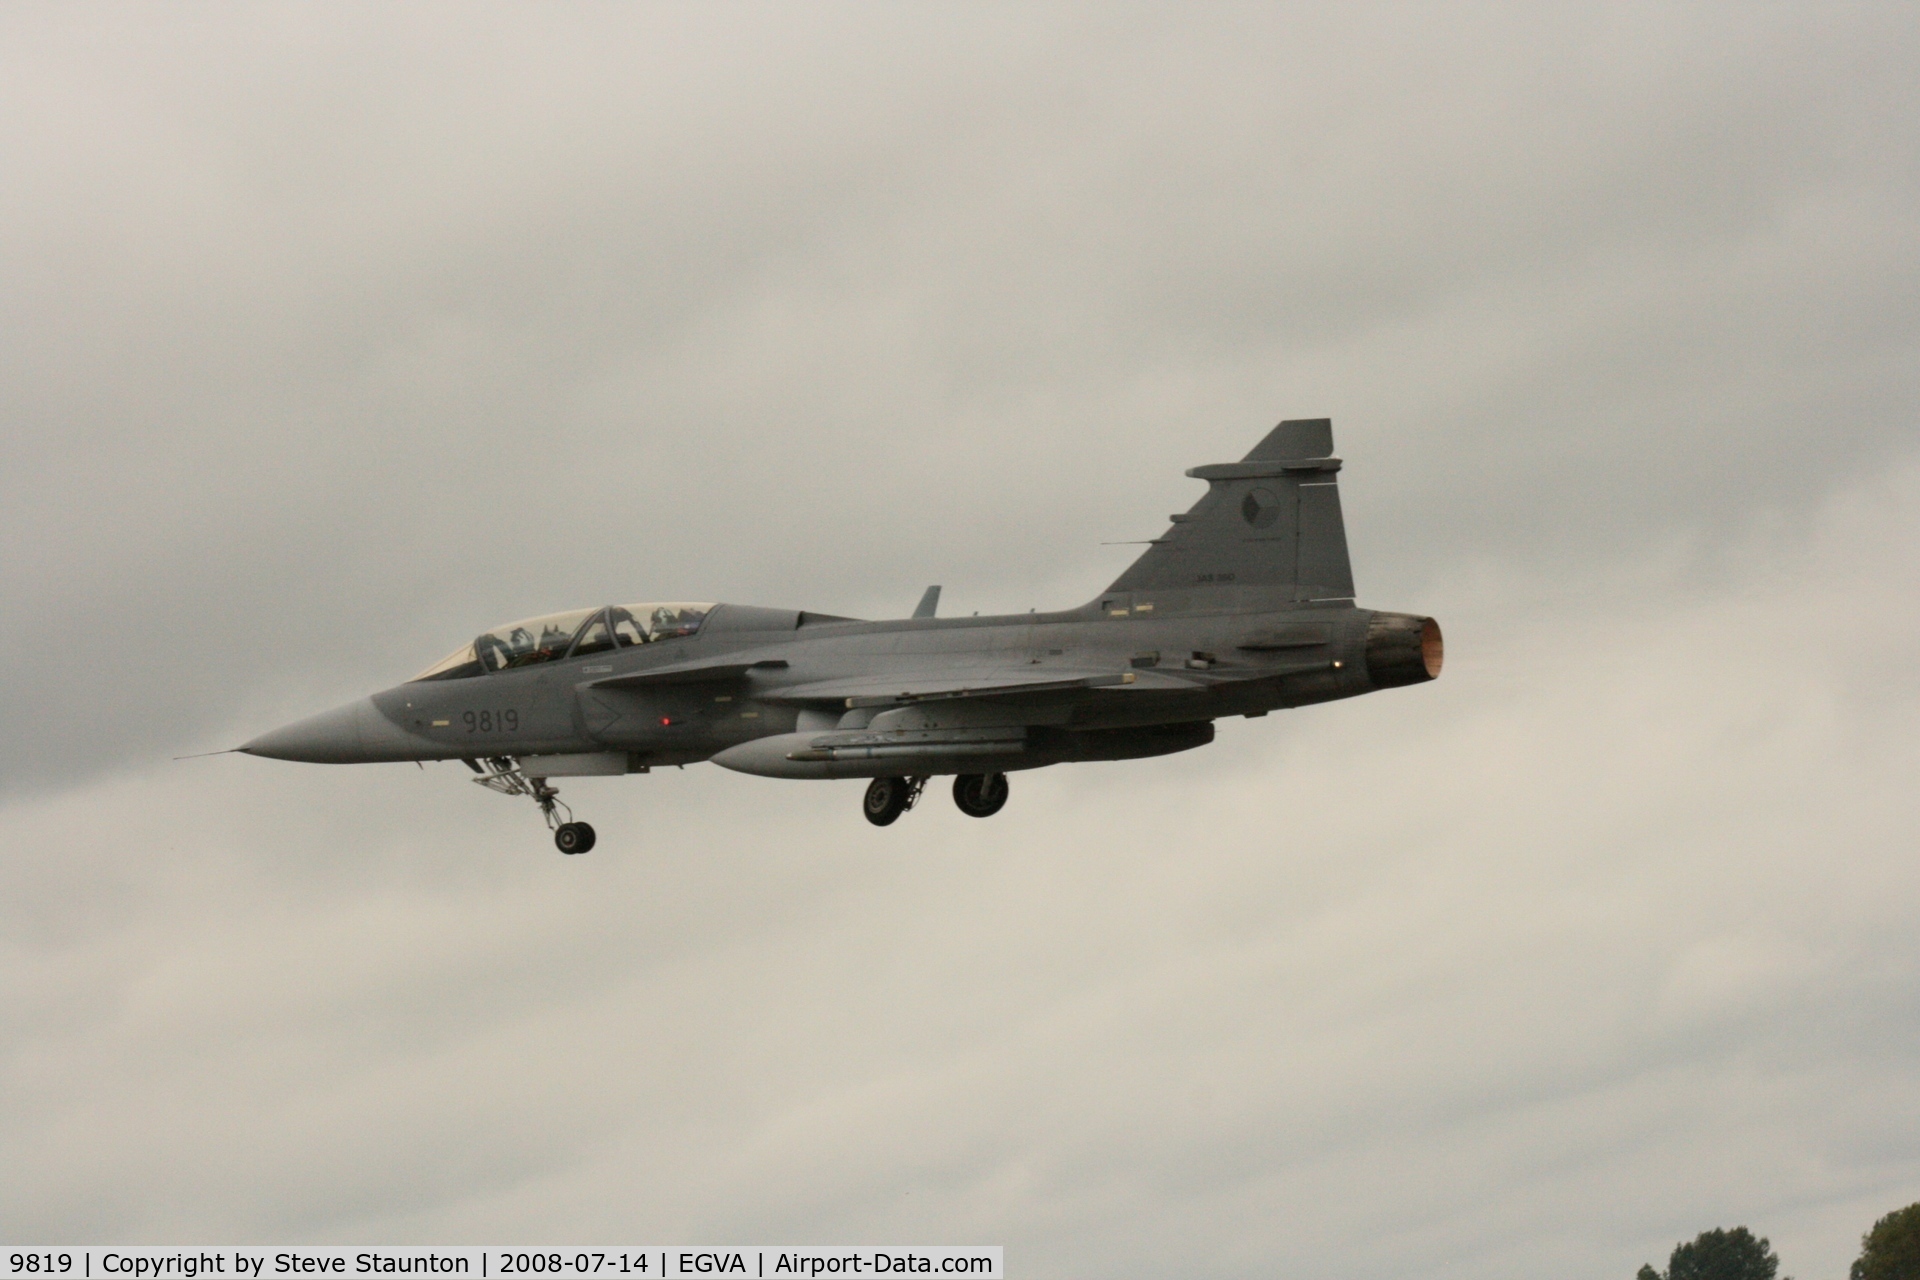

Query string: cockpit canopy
[410,602,715,681]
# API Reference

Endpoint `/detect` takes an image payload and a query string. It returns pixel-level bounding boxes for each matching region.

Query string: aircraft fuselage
[238,417,1443,843]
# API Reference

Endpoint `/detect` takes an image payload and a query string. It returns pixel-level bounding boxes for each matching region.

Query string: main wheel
[953,772,1009,818]
[863,777,912,826]
[555,821,596,854]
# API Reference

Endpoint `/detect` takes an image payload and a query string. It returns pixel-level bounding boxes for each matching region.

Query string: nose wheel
[953,772,1009,817]
[554,821,596,854]
[466,757,596,854]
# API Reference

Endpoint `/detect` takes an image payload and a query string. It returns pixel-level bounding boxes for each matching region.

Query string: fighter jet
[240,419,1441,851]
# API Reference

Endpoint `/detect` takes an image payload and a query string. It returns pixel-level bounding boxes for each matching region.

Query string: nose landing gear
[466,757,596,854]
[554,821,596,854]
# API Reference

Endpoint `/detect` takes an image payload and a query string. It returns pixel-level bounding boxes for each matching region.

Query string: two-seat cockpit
[410,602,715,682]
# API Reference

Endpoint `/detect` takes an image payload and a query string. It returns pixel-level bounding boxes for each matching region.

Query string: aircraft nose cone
[241,699,373,763]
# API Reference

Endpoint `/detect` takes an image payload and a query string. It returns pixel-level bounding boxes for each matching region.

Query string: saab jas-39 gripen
[240,419,1442,852]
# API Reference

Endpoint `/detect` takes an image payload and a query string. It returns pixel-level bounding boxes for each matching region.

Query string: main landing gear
[862,775,926,826]
[860,773,1010,825]
[953,772,1009,818]
[467,757,596,854]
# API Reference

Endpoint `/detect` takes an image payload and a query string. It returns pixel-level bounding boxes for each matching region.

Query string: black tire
[555,821,595,854]
[863,777,911,826]
[953,772,1009,818]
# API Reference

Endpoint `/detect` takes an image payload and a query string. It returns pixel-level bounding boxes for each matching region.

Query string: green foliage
[1852,1204,1920,1280]
[1639,1227,1780,1280]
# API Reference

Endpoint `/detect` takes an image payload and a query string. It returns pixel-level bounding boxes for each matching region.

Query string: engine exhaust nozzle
[1365,612,1443,688]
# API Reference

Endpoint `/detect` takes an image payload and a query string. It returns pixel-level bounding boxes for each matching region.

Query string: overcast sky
[3,4,1918,1276]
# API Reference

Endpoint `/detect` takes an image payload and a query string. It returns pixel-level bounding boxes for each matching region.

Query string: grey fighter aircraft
[241,419,1441,852]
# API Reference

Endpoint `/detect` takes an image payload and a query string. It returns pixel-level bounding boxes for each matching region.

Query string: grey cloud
[3,6,1919,1277]
[5,4,1917,794]
[7,461,1920,1273]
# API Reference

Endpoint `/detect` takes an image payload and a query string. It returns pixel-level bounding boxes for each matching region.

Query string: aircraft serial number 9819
[463,709,519,733]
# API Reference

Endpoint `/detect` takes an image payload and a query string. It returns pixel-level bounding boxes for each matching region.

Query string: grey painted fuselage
[241,418,1443,794]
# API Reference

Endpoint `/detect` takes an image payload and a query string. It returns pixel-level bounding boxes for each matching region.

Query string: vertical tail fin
[1106,418,1355,600]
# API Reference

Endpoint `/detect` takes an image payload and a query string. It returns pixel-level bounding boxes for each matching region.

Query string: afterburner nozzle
[1365,612,1443,688]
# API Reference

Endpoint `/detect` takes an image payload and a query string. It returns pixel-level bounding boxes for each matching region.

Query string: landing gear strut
[467,757,596,854]
[863,776,926,826]
[953,772,1009,818]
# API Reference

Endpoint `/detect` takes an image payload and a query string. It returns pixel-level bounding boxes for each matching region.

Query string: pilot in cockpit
[413,602,713,682]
